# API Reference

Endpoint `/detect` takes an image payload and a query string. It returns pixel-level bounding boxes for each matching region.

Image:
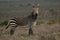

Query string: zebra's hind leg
[10,27,15,35]
[29,27,33,35]
[10,25,17,35]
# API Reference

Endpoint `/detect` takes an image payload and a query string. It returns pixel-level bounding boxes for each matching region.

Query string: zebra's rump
[9,18,17,27]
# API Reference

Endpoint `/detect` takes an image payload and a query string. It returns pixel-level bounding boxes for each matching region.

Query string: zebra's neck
[32,11,38,19]
[27,12,38,20]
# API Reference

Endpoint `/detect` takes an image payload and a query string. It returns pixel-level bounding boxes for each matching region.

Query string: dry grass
[0,24,60,40]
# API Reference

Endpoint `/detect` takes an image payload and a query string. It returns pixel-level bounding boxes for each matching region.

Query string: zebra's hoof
[29,28,33,35]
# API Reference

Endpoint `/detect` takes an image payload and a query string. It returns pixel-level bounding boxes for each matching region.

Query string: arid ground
[0,24,60,40]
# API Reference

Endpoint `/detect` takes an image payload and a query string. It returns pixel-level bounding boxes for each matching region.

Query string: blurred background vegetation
[0,0,60,26]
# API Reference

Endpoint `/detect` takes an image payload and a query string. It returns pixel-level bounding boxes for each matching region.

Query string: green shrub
[36,20,45,25]
[47,20,56,25]
[48,36,56,40]
[0,20,8,26]
[59,19,60,24]
[56,32,60,38]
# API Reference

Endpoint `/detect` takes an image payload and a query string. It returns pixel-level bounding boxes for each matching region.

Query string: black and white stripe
[6,18,17,29]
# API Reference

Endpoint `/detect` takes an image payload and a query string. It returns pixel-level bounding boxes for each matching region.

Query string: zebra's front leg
[28,22,33,36]
[29,27,33,35]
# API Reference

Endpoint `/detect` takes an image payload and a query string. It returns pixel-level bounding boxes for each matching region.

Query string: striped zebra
[5,4,39,35]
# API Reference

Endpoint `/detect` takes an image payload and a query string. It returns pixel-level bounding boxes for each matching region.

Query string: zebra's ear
[37,4,39,7]
[32,4,35,8]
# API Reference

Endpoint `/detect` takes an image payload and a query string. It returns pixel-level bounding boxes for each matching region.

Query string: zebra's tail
[5,17,16,29]
[5,22,10,29]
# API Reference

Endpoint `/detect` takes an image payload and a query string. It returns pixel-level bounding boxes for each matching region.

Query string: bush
[36,20,45,25]
[59,19,60,24]
[47,20,56,25]
[0,20,8,26]
[48,36,56,40]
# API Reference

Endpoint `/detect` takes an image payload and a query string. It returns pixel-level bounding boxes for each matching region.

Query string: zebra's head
[32,4,39,16]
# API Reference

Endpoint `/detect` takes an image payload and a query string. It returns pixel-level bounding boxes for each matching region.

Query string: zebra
[5,4,39,35]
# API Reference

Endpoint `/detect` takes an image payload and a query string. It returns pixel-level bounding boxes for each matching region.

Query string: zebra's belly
[17,21,28,26]
[17,21,36,26]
